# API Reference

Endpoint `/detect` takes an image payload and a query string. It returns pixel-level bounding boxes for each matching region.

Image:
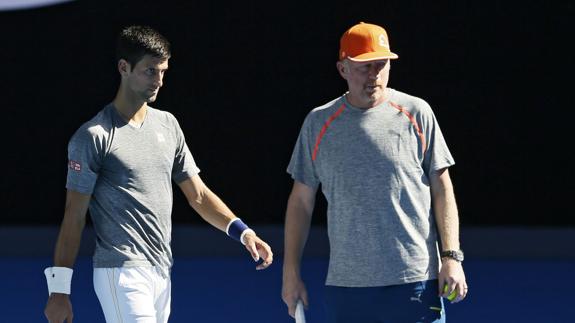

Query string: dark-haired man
[44,25,273,323]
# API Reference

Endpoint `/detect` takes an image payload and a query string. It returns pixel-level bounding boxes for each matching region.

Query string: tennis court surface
[5,256,575,322]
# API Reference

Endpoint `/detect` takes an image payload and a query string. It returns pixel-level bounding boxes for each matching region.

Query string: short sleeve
[65,128,103,195]
[171,116,200,183]
[287,114,320,189]
[420,104,455,175]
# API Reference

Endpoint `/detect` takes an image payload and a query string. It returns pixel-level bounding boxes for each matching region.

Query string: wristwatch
[440,250,464,262]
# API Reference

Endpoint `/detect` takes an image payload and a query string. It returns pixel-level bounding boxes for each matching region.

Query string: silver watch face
[454,251,464,261]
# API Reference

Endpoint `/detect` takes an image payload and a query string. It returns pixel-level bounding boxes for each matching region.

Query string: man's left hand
[438,258,468,303]
[243,232,273,270]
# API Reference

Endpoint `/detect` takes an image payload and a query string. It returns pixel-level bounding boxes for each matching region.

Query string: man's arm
[44,190,91,322]
[177,175,272,270]
[430,168,468,302]
[281,180,317,317]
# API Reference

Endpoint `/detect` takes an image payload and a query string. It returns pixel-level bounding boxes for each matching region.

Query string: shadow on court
[5,257,575,322]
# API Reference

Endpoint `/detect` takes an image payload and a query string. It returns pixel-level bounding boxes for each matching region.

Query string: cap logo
[378,34,389,48]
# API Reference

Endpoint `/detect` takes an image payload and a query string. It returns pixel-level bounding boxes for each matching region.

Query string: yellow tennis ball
[443,284,457,301]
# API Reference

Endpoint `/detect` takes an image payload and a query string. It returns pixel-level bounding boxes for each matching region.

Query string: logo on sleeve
[69,160,82,171]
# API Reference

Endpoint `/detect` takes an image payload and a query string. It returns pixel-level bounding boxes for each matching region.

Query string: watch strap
[440,249,464,262]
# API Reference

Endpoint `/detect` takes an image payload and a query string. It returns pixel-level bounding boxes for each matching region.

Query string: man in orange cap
[282,22,467,322]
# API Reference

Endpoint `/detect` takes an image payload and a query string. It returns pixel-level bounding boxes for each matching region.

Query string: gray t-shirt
[66,104,200,276]
[287,89,455,287]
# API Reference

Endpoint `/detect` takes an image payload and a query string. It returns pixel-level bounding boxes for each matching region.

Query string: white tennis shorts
[93,267,171,323]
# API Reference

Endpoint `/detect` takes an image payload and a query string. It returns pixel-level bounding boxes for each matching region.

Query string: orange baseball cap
[339,22,398,61]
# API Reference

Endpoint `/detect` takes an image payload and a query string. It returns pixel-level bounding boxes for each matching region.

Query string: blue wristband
[226,218,250,243]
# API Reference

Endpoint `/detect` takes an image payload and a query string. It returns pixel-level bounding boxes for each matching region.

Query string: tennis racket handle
[295,300,306,323]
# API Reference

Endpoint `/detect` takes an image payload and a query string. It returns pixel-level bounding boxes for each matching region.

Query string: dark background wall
[1,0,573,227]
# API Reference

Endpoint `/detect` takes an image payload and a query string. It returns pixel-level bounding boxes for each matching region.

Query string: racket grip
[295,300,306,323]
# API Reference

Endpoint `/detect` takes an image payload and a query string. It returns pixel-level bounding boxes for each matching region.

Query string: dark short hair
[116,25,171,69]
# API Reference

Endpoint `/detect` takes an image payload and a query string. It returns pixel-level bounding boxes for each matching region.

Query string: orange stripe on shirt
[389,101,427,156]
[312,104,346,161]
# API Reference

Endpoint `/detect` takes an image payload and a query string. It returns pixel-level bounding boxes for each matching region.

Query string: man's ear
[336,61,347,78]
[118,59,131,76]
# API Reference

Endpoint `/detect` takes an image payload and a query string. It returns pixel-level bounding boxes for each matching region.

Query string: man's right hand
[44,293,73,323]
[282,274,308,318]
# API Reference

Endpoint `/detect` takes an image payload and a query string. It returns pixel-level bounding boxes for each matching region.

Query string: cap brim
[347,51,398,62]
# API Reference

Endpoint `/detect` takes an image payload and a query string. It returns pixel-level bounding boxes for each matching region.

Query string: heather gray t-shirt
[66,104,199,276]
[287,89,455,287]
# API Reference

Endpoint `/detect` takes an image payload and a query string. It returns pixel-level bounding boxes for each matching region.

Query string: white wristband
[44,267,73,295]
[240,228,256,246]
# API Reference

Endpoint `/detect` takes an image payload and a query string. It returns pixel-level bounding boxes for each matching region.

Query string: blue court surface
[6,257,575,322]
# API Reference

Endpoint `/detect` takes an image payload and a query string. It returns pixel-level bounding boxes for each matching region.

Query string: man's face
[338,59,390,108]
[123,55,169,103]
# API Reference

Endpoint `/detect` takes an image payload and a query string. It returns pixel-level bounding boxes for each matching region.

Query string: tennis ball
[443,284,457,301]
